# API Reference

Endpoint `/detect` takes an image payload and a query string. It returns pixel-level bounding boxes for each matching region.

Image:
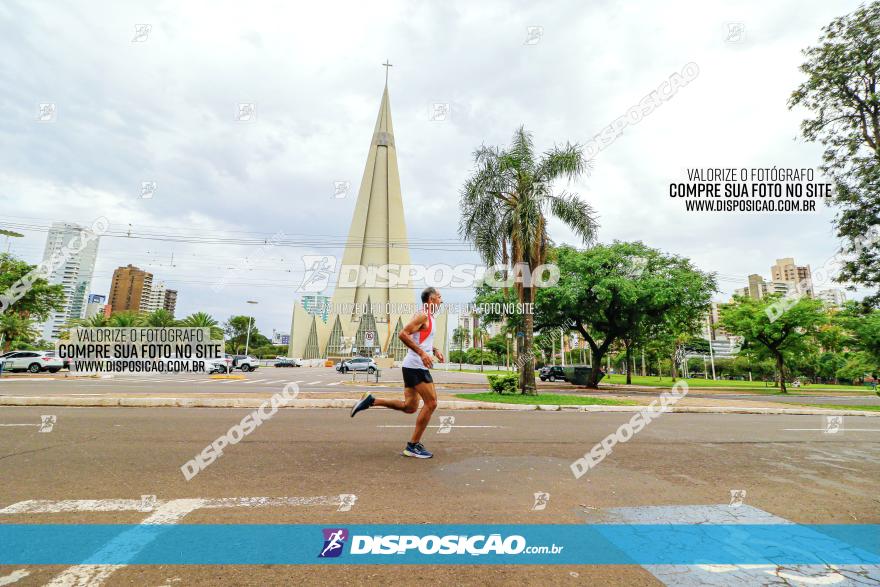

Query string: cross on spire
[382,59,392,85]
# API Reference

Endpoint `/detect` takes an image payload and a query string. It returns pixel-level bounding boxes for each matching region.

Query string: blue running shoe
[350,393,374,418]
[403,442,433,459]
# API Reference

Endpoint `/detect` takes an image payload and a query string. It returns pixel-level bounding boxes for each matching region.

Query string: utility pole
[707,316,717,380]
[243,300,258,356]
[560,328,565,367]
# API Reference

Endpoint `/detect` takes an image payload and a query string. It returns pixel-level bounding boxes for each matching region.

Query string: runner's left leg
[409,381,437,443]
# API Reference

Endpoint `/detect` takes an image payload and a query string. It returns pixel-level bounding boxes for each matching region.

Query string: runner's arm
[399,313,432,368]
[432,346,445,363]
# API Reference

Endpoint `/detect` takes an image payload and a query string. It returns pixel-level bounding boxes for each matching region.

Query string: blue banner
[1,524,877,565]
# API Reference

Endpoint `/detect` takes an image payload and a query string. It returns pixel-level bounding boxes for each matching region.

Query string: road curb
[0,396,877,415]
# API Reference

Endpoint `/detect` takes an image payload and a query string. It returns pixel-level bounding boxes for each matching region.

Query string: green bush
[487,372,518,394]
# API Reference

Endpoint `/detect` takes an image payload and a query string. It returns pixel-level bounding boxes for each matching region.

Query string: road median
[1,394,878,415]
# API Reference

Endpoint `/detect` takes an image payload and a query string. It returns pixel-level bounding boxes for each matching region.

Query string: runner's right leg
[373,387,418,413]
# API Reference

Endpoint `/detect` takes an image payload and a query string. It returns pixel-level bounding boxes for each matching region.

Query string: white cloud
[0,0,870,334]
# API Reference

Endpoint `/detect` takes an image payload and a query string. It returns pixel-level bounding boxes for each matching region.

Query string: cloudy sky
[0,0,868,337]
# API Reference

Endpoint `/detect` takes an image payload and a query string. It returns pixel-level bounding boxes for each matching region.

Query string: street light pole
[244,300,258,356]
[706,316,717,380]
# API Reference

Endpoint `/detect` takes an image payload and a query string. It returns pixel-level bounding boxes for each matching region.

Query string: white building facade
[37,222,100,341]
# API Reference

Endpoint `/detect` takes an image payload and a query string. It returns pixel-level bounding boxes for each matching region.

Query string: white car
[0,350,64,373]
[205,356,233,374]
[230,355,260,372]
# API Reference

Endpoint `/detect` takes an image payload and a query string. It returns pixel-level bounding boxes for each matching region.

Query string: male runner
[349,287,444,459]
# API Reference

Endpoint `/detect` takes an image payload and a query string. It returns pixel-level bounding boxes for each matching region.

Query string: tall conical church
[288,79,447,361]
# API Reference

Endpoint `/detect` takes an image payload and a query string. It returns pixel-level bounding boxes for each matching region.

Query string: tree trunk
[519,285,537,395]
[670,354,679,379]
[775,352,787,393]
[625,341,633,385]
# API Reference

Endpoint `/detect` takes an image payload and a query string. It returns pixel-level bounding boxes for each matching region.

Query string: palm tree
[108,311,143,328]
[79,314,110,327]
[180,311,224,339]
[460,127,598,394]
[141,309,178,327]
[0,313,37,352]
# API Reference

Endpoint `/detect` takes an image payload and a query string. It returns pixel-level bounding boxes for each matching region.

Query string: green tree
[108,311,143,327]
[180,312,224,340]
[720,295,827,393]
[224,315,266,353]
[537,243,716,387]
[789,2,880,306]
[141,309,178,327]
[837,351,874,384]
[79,314,110,327]
[0,253,66,351]
[460,127,598,394]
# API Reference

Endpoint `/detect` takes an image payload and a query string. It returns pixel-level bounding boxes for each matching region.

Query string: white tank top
[401,311,434,370]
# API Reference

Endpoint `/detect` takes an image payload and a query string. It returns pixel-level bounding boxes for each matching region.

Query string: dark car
[274,357,302,368]
[539,365,567,382]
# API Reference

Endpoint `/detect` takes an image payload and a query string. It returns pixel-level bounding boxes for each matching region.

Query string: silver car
[336,357,378,374]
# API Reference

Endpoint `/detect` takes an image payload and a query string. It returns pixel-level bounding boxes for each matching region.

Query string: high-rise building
[770,257,813,297]
[108,265,153,313]
[816,288,847,308]
[163,289,178,316]
[142,280,167,313]
[37,222,100,341]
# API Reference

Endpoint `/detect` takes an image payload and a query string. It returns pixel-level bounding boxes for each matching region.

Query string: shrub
[487,372,518,394]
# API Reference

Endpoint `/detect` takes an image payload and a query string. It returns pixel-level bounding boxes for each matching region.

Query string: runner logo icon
[319,528,349,558]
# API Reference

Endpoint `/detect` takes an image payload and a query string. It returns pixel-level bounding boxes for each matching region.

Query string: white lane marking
[267,380,288,385]
[0,424,37,427]
[0,569,29,585]
[326,381,342,386]
[376,425,501,429]
[0,378,56,382]
[307,380,322,385]
[784,428,880,431]
[0,495,347,514]
[45,499,204,587]
[245,379,268,384]
[3,495,355,586]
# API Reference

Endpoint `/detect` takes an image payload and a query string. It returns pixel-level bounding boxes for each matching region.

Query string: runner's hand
[433,349,445,363]
[420,351,434,369]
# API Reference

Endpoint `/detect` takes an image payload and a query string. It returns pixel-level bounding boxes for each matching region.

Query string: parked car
[336,357,378,374]
[230,355,260,372]
[0,351,64,373]
[539,365,567,382]
[205,356,233,374]
[44,351,70,371]
[274,357,302,368]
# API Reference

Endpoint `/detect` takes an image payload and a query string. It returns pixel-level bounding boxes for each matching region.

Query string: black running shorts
[402,367,433,388]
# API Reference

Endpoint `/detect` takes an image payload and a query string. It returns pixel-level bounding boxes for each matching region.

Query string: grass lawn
[455,392,637,406]
[800,404,880,412]
[601,373,872,393]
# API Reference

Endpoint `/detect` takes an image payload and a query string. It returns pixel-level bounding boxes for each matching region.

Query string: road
[1,406,878,585]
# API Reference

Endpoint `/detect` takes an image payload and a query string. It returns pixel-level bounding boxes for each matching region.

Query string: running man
[349,287,444,459]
